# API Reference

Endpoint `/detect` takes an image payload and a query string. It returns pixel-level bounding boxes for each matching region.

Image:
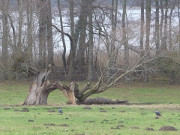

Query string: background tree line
[0,0,180,84]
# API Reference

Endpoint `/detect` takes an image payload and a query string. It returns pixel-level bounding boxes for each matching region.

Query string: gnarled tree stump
[23,66,128,105]
[23,71,76,105]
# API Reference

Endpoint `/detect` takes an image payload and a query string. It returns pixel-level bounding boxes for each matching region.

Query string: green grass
[0,81,67,105]
[0,81,180,105]
[0,106,180,135]
[0,81,180,135]
[96,84,180,104]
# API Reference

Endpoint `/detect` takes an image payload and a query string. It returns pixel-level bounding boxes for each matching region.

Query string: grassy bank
[0,81,180,135]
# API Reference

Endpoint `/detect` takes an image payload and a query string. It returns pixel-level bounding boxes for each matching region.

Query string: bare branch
[79,82,91,95]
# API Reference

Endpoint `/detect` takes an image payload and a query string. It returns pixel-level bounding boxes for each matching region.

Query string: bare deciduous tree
[155,0,160,56]
[1,0,10,79]
[57,0,67,72]
[144,0,151,82]
[140,0,144,58]
[67,0,75,80]
[87,0,94,81]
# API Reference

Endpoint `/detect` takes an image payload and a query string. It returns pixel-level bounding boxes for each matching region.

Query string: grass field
[0,81,180,135]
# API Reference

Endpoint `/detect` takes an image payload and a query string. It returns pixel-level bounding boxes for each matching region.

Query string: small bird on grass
[155,109,161,116]
[58,107,63,115]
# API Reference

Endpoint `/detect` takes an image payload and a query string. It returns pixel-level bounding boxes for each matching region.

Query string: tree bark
[38,0,47,67]
[23,71,76,105]
[145,0,151,57]
[122,0,129,69]
[76,0,88,75]
[162,0,168,51]
[47,0,54,66]
[144,0,151,82]
[57,0,67,72]
[67,0,75,80]
[26,0,33,62]
[160,0,164,51]
[87,0,94,81]
[107,0,118,81]
[169,3,175,50]
[140,0,144,58]
[17,0,23,53]
[155,0,160,56]
[1,0,10,80]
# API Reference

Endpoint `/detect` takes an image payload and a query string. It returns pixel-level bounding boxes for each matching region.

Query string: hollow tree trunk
[23,65,132,105]
[23,71,76,105]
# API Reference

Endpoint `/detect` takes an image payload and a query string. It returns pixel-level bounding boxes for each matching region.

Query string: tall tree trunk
[1,0,10,80]
[169,4,175,50]
[76,0,88,75]
[155,0,160,56]
[145,0,151,82]
[8,14,17,53]
[140,0,144,58]
[107,0,118,81]
[67,0,75,80]
[26,0,33,62]
[160,0,164,51]
[122,0,129,69]
[145,0,151,57]
[114,0,118,64]
[57,0,67,72]
[162,0,168,51]
[17,0,23,53]
[38,0,47,67]
[87,0,94,81]
[47,0,54,66]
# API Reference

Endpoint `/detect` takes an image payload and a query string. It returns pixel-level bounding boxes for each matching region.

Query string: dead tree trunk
[23,54,154,105]
[72,69,134,103]
[23,71,76,105]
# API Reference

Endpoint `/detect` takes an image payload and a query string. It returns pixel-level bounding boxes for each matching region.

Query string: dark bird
[155,109,161,116]
[58,107,63,115]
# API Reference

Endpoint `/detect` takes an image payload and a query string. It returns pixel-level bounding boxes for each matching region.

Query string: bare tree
[107,0,119,80]
[155,0,160,56]
[140,0,144,58]
[87,0,94,81]
[144,0,151,82]
[57,0,67,72]
[47,0,54,66]
[26,0,33,62]
[76,0,88,75]
[38,0,54,67]
[122,0,129,68]
[160,0,164,49]
[38,0,47,67]
[67,0,75,80]
[1,0,10,79]
[168,2,175,50]
[162,0,168,51]
[17,0,24,53]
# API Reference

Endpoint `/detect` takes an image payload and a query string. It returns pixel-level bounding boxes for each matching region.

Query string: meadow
[0,81,180,135]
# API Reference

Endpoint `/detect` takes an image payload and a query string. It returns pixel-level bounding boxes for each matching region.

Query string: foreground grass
[0,105,180,135]
[0,81,180,134]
